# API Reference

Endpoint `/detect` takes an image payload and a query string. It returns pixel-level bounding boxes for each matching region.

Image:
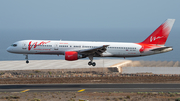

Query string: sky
[0,0,180,30]
[0,0,180,61]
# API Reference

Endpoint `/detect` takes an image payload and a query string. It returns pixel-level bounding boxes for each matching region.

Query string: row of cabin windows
[28,45,52,47]
[59,45,136,50]
[107,47,136,49]
[74,46,81,48]
[59,45,68,47]
[83,46,97,48]
[59,45,96,48]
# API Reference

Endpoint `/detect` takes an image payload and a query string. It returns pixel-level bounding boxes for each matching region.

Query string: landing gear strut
[88,56,96,66]
[25,54,29,64]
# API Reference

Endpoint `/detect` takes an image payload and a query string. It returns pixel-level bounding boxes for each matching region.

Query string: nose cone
[6,47,12,53]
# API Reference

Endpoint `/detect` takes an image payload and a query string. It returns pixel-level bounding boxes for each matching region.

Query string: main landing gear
[88,56,96,66]
[25,54,29,64]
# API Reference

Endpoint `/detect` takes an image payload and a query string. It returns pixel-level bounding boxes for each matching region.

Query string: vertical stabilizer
[141,19,175,45]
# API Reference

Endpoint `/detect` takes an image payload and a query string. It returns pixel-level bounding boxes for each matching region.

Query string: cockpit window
[11,44,17,47]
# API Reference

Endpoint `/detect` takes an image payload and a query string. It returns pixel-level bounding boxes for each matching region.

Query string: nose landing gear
[25,54,29,64]
[26,60,29,64]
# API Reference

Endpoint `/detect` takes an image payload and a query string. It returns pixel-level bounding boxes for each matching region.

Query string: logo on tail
[150,36,165,42]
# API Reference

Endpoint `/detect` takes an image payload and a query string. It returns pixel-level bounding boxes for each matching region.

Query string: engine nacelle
[65,51,84,61]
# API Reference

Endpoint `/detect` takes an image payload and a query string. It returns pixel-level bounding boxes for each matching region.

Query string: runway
[1,84,180,93]
[0,59,128,70]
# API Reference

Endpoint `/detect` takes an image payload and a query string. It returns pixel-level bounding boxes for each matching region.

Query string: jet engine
[65,51,85,61]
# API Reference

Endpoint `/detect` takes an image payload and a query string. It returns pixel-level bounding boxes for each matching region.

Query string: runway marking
[21,89,30,93]
[78,89,85,92]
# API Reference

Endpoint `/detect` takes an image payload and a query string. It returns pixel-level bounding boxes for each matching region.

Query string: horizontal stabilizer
[150,46,173,51]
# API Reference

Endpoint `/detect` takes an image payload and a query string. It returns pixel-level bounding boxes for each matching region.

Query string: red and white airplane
[7,19,175,66]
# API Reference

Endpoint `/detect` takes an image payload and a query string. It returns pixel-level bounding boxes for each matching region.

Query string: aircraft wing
[150,46,173,51]
[79,45,109,56]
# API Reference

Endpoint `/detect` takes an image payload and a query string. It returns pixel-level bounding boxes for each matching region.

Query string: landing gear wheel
[92,62,96,66]
[26,60,29,64]
[25,54,29,64]
[88,61,92,66]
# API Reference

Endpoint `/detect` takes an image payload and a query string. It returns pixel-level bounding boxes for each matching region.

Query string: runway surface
[1,84,180,93]
[0,59,128,70]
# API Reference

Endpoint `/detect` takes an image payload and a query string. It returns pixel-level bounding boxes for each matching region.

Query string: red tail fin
[141,19,175,45]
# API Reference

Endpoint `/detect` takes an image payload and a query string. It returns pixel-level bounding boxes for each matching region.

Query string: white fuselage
[7,40,159,57]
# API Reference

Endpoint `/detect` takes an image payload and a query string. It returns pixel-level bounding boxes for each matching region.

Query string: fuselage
[7,40,169,57]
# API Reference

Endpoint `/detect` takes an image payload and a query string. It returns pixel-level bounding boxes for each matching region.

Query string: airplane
[7,19,175,66]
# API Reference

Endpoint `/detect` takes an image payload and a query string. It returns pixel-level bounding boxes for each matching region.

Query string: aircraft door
[22,43,27,49]
[54,43,58,50]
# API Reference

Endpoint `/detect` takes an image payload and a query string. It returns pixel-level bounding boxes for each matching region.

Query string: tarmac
[122,67,180,74]
[0,59,130,71]
[1,59,180,74]
[1,84,180,92]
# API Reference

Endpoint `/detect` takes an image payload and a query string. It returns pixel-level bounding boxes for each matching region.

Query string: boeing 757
[7,19,175,66]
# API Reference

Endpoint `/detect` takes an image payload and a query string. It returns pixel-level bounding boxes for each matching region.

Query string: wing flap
[80,45,109,56]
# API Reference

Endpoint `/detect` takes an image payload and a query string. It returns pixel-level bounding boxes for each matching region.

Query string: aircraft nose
[6,47,12,52]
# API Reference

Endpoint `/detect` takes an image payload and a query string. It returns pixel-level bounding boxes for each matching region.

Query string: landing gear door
[54,43,58,50]
[22,43,27,49]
